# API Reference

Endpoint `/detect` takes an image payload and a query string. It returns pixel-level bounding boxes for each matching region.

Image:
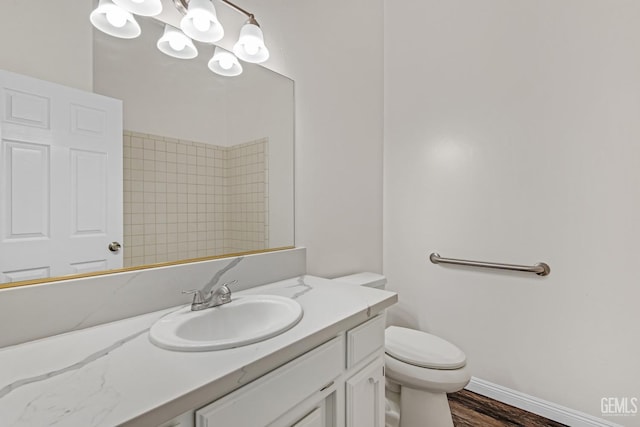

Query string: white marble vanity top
[0,275,397,427]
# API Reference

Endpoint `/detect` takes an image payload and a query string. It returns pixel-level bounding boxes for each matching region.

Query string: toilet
[333,273,471,427]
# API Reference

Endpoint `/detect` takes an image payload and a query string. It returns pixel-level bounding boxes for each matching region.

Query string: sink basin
[149,295,303,351]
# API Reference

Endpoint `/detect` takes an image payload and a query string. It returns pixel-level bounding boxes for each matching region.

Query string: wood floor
[448,390,567,427]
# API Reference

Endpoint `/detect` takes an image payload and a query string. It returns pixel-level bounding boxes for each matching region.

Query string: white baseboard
[465,377,624,427]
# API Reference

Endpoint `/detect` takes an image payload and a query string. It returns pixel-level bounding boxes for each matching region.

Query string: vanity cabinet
[196,335,343,427]
[345,314,386,427]
[192,314,386,427]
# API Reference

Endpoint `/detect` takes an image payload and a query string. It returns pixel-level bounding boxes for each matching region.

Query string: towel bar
[429,253,550,276]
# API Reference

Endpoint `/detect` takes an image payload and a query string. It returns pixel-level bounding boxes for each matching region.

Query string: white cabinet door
[292,407,323,427]
[0,70,122,282]
[345,357,385,427]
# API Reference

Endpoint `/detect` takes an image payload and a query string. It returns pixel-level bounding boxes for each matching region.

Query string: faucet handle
[182,289,206,304]
[211,280,237,306]
[222,279,238,289]
[219,280,238,295]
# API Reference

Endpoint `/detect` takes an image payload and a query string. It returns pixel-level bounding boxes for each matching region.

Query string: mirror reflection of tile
[123,130,268,268]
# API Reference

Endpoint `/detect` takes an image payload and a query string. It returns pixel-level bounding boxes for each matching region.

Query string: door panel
[70,260,108,274]
[70,104,106,136]
[4,89,50,129]
[4,140,49,239]
[71,149,107,234]
[3,267,50,282]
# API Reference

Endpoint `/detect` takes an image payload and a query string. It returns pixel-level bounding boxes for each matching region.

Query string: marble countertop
[0,275,397,427]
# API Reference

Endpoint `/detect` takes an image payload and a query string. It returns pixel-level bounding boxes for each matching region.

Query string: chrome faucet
[182,280,237,311]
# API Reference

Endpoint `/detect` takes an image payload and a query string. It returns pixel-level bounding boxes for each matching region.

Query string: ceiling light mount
[173,0,256,21]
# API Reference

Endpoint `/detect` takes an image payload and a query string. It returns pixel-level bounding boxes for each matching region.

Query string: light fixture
[113,0,163,17]
[157,24,198,59]
[180,0,224,43]
[90,0,270,77]
[208,47,243,77]
[233,16,269,63]
[90,0,141,39]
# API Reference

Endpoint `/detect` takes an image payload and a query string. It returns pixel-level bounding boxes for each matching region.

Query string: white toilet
[334,273,471,427]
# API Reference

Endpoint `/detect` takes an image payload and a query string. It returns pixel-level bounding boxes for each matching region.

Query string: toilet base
[385,388,401,427]
[399,386,454,427]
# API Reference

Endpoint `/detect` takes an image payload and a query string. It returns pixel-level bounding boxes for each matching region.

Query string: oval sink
[149,295,303,351]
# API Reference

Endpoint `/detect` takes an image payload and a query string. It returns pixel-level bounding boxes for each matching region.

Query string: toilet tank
[333,272,387,290]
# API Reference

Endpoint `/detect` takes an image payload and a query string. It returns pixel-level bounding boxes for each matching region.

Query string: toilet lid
[385,326,466,370]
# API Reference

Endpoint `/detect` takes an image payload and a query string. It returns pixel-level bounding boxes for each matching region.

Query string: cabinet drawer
[346,315,385,368]
[196,336,344,427]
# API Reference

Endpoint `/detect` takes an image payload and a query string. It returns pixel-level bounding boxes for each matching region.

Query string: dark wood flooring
[448,390,567,427]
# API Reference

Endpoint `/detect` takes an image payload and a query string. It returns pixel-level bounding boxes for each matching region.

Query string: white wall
[226,77,294,248]
[93,18,230,145]
[252,0,385,276]
[0,1,93,91]
[384,0,640,423]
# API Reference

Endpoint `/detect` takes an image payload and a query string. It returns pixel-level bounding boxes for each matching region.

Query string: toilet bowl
[333,273,471,427]
[385,326,470,427]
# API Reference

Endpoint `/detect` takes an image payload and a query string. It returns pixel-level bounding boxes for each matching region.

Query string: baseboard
[465,377,624,427]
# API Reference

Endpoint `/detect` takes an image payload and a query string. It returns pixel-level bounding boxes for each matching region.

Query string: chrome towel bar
[429,253,550,276]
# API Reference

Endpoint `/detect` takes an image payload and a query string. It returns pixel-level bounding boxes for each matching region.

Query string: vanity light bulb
[193,15,211,32]
[157,24,197,59]
[106,8,128,28]
[243,40,260,55]
[233,23,269,63]
[208,47,242,76]
[169,37,186,51]
[219,56,234,70]
[180,0,223,42]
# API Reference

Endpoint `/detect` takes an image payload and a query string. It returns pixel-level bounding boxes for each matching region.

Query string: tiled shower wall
[224,140,269,254]
[123,131,268,268]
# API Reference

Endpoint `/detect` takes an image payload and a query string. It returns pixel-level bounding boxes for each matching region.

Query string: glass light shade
[180,0,224,43]
[90,0,141,39]
[233,23,269,63]
[208,47,243,77]
[157,25,198,59]
[113,0,163,16]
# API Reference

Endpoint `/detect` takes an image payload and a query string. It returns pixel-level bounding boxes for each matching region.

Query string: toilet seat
[385,354,471,393]
[385,326,466,370]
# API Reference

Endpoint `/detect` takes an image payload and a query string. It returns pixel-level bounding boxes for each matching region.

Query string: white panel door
[0,70,122,282]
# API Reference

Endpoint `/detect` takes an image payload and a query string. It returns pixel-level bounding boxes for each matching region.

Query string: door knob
[108,241,122,252]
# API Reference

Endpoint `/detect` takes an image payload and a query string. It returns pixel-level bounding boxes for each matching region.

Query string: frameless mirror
[0,1,294,287]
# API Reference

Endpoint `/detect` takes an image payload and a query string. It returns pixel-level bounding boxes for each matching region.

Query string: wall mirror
[0,1,294,288]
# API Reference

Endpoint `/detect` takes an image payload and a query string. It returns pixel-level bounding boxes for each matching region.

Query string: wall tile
[123,132,269,267]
